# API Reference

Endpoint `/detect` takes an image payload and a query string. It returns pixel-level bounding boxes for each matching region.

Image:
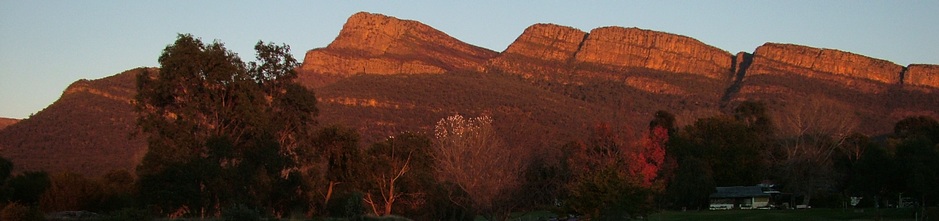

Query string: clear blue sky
[1,1,937,119]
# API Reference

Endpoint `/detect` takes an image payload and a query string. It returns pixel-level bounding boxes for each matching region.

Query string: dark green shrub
[6,171,51,206]
[422,183,474,221]
[809,193,844,208]
[326,192,365,218]
[39,172,104,212]
[222,204,261,221]
[352,214,414,221]
[1,202,45,221]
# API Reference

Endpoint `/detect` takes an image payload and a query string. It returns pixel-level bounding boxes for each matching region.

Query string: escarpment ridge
[489,23,735,82]
[301,12,936,89]
[2,12,935,177]
[500,24,587,63]
[747,43,904,85]
[303,12,938,138]
[573,26,734,80]
[302,12,938,138]
[906,64,939,88]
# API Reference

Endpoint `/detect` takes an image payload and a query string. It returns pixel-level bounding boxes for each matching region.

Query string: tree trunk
[325,181,337,205]
[384,181,394,215]
[384,200,393,216]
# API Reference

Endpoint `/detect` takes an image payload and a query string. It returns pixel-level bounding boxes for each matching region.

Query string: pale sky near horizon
[1,1,937,119]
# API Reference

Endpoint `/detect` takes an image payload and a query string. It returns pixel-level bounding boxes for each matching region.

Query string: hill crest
[0,68,150,177]
[0,118,19,131]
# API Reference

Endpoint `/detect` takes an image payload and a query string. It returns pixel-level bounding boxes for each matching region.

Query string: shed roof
[710,186,770,198]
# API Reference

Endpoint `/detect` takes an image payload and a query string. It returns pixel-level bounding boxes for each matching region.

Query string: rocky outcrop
[488,24,587,77]
[905,64,939,88]
[746,43,904,84]
[301,53,446,76]
[300,12,497,77]
[730,44,937,136]
[573,27,734,80]
[490,24,734,82]
[499,24,587,62]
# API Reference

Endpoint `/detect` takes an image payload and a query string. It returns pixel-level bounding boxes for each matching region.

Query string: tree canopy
[134,34,317,217]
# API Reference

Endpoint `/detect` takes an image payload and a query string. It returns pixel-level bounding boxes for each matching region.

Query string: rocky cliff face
[490,24,735,83]
[573,27,734,80]
[905,64,939,88]
[730,43,937,135]
[305,12,934,92]
[488,23,587,78]
[300,12,497,80]
[746,43,905,85]
[499,24,587,63]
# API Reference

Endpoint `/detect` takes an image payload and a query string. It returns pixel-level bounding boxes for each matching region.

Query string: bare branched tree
[777,97,858,160]
[359,133,435,217]
[364,152,411,216]
[432,114,524,221]
[774,96,859,205]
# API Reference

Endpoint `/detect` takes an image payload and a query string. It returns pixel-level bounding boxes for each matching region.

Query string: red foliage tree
[631,126,668,187]
[568,123,668,187]
[564,122,661,219]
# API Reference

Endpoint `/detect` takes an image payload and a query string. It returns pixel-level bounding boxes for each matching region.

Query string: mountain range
[1,12,936,177]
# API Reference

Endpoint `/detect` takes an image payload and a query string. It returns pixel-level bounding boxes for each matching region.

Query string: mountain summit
[298,12,497,86]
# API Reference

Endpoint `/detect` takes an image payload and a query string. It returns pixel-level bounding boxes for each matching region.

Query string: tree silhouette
[134,34,317,217]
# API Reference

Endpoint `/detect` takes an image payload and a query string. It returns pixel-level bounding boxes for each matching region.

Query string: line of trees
[123,34,678,220]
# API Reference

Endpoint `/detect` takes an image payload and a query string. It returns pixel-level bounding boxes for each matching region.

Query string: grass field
[148,208,932,221]
[647,208,923,221]
[501,208,926,221]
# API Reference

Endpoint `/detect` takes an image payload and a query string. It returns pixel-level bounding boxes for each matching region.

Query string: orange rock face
[747,43,904,84]
[300,12,497,76]
[573,27,734,80]
[301,12,935,94]
[905,64,939,88]
[302,51,446,75]
[488,24,587,78]
[490,24,733,82]
[501,24,587,62]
